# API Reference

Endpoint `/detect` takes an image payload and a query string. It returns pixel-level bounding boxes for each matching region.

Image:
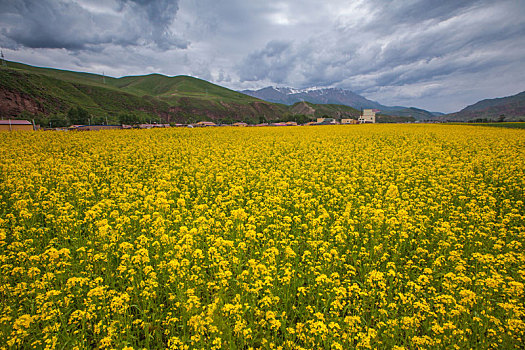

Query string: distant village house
[137,123,170,129]
[341,118,359,124]
[194,121,217,127]
[69,125,121,131]
[358,109,377,123]
[0,120,34,131]
[316,117,337,124]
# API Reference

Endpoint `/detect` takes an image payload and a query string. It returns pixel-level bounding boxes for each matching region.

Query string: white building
[358,109,377,123]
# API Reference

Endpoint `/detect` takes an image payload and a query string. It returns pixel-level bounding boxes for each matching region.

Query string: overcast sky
[1,0,524,113]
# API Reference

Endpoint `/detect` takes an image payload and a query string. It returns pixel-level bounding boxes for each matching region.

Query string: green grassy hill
[2,60,118,86]
[0,61,288,124]
[0,67,169,123]
[110,74,261,104]
[440,91,525,122]
[0,61,414,125]
[385,107,436,120]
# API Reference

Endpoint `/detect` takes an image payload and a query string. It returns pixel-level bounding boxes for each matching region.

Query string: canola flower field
[1,125,524,350]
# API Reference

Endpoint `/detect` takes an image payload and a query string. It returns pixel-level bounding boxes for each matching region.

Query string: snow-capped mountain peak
[271,87,299,95]
[271,86,338,95]
[239,85,440,120]
[241,85,384,110]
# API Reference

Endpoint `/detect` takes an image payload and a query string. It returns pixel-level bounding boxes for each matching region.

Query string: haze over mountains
[241,86,443,120]
[241,87,383,110]
[439,91,525,122]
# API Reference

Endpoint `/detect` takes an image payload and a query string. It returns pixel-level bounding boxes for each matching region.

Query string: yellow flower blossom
[0,125,523,349]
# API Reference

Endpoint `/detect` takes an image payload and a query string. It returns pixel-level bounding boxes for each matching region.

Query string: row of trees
[215,114,316,125]
[24,107,319,128]
[175,114,316,126]
[27,108,162,128]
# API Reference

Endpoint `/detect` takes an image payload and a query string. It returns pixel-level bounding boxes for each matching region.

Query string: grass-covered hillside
[290,101,360,118]
[0,61,288,124]
[440,91,525,122]
[0,61,415,125]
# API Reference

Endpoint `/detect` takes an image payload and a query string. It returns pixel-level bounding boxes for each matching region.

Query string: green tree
[294,114,313,124]
[221,117,234,125]
[48,113,70,128]
[32,112,47,127]
[119,113,140,125]
[91,115,106,125]
[67,107,90,125]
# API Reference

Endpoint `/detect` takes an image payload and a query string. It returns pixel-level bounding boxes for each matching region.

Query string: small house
[358,109,377,123]
[194,121,217,127]
[314,118,337,125]
[74,125,122,131]
[0,119,34,131]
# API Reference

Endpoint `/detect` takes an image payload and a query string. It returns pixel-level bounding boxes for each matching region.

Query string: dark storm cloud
[1,0,524,112]
[238,40,294,83]
[238,0,525,109]
[0,0,187,50]
[116,0,185,49]
[359,0,483,31]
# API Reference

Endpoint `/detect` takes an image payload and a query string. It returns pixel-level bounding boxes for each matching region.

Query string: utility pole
[1,50,7,68]
[102,71,106,84]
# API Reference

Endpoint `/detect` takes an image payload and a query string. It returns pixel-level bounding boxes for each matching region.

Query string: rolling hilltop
[0,61,286,124]
[441,91,525,122]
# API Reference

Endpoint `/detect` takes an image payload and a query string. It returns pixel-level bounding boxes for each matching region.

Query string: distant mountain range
[440,91,525,122]
[241,86,381,109]
[241,86,443,120]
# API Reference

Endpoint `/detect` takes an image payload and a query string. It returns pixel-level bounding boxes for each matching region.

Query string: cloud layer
[0,0,187,50]
[1,0,524,112]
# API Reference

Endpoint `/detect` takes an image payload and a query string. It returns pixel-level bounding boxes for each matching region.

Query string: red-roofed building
[0,119,34,131]
[194,121,217,127]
